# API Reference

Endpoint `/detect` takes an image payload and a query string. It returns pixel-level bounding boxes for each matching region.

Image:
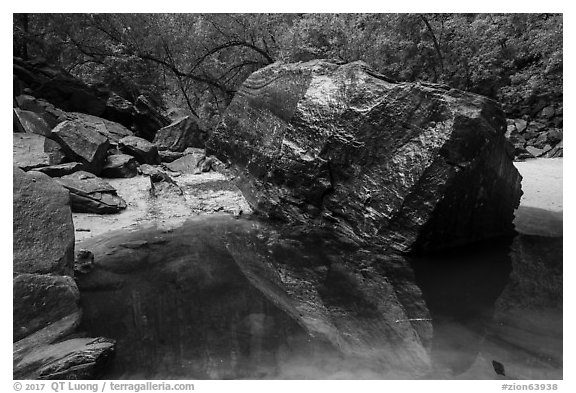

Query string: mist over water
[78,214,562,380]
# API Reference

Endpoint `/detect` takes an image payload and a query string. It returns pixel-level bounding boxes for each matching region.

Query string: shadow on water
[409,205,563,379]
[77,209,562,380]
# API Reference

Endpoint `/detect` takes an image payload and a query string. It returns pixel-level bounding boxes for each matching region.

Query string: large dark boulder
[13,167,75,275]
[207,60,522,253]
[119,136,160,164]
[153,116,207,151]
[56,171,127,214]
[51,120,110,175]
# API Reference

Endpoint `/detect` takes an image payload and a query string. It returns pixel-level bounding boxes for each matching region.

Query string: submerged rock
[78,217,432,379]
[208,59,522,253]
[57,171,127,214]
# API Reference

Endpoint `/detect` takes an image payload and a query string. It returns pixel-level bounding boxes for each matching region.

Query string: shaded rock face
[51,120,110,175]
[13,167,75,275]
[78,216,431,379]
[57,171,127,214]
[13,57,170,140]
[13,108,53,136]
[208,60,522,253]
[154,116,207,152]
[13,274,80,342]
[119,136,160,164]
[102,154,138,178]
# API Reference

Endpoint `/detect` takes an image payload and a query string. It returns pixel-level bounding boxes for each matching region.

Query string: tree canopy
[13,13,562,126]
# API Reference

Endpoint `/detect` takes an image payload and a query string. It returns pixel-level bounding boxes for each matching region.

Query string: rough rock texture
[13,167,75,275]
[51,120,110,175]
[13,108,53,136]
[32,162,86,178]
[57,171,127,214]
[13,133,64,171]
[153,116,207,151]
[13,165,116,379]
[65,112,134,145]
[13,274,80,342]
[15,94,68,128]
[505,117,563,160]
[208,60,522,253]
[119,135,160,164]
[101,154,139,178]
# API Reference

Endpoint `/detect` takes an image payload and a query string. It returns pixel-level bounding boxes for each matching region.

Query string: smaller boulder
[539,105,555,119]
[526,146,544,158]
[66,113,134,145]
[165,148,206,174]
[153,116,207,152]
[547,128,563,144]
[514,119,528,133]
[101,154,138,178]
[13,108,53,136]
[57,171,127,214]
[51,120,110,175]
[159,150,185,163]
[119,136,160,164]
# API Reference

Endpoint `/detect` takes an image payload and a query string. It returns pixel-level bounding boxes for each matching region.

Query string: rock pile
[13,167,115,379]
[506,110,563,160]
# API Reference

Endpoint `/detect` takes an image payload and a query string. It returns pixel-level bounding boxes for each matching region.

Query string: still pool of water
[77,212,562,380]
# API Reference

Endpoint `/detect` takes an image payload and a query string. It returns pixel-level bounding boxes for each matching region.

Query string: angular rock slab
[14,336,115,380]
[13,133,58,171]
[101,154,138,178]
[51,120,110,175]
[119,135,160,164]
[13,167,75,275]
[57,171,127,214]
[165,148,206,174]
[154,116,207,151]
[32,162,86,178]
[208,60,523,253]
[13,108,53,136]
[13,273,80,342]
[66,112,134,145]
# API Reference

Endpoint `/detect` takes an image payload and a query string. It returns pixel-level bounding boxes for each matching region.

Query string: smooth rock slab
[66,112,134,145]
[51,120,110,175]
[13,167,75,275]
[119,136,160,164]
[57,171,127,214]
[208,59,522,253]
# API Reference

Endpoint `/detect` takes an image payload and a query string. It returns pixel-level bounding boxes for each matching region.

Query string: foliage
[13,13,562,125]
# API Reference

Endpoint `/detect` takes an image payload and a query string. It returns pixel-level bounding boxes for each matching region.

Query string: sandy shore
[513,158,563,237]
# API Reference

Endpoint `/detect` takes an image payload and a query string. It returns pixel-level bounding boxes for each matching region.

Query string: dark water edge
[77,213,562,380]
